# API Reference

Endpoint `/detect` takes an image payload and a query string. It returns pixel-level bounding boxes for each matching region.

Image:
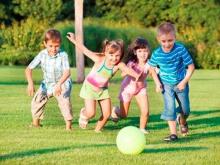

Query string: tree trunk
[74,0,85,83]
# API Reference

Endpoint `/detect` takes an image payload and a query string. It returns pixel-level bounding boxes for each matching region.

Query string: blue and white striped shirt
[28,49,72,94]
[148,43,193,85]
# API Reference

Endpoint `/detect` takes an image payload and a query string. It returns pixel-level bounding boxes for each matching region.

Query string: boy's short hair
[44,29,61,43]
[157,22,176,36]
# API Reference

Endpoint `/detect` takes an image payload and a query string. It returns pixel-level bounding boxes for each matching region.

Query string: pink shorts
[119,85,147,103]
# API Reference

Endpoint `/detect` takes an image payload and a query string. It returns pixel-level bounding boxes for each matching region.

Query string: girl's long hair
[124,37,151,64]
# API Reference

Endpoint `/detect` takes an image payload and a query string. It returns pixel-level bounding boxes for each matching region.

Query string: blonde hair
[157,22,176,36]
[102,39,125,60]
[44,29,61,43]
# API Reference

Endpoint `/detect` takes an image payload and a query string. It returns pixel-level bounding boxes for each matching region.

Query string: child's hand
[121,71,127,77]
[54,83,62,96]
[27,83,35,96]
[177,81,186,91]
[155,83,162,93]
[66,32,76,44]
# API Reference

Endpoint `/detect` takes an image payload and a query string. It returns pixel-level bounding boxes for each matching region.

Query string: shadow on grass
[185,131,220,142]
[0,143,114,161]
[106,114,167,131]
[143,146,207,153]
[191,109,220,116]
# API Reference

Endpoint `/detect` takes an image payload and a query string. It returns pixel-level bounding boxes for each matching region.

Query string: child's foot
[65,120,72,131]
[110,106,120,122]
[177,114,189,136]
[94,129,102,133]
[78,108,89,129]
[164,134,178,142]
[140,128,149,134]
[29,123,42,128]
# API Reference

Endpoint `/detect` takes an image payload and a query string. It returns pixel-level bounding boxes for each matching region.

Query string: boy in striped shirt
[148,22,195,142]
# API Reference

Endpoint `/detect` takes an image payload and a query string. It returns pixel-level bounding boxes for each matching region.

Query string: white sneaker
[140,128,149,134]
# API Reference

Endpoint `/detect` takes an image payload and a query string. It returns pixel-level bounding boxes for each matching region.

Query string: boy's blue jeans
[161,83,190,121]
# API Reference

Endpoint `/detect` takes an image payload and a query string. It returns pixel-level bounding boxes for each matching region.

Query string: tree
[75,0,85,83]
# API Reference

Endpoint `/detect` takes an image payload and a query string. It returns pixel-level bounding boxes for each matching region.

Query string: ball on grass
[116,126,146,155]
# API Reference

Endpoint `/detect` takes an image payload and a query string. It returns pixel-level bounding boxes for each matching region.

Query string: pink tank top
[121,61,150,92]
[86,59,114,88]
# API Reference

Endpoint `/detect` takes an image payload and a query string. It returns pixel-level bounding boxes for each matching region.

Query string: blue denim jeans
[161,83,190,121]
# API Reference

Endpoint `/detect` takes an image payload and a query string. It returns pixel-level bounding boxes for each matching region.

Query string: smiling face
[135,48,150,64]
[44,40,61,56]
[105,49,122,66]
[157,32,176,53]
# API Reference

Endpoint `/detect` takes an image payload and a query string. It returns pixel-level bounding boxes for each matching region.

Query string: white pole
[74,0,85,83]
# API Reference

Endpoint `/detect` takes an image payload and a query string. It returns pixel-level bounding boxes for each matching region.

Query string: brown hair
[157,22,176,36]
[102,39,125,61]
[44,29,62,43]
[124,37,151,64]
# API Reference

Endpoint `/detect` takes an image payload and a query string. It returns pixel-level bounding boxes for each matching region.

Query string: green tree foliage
[0,0,219,68]
[12,0,62,24]
[94,0,220,68]
[0,18,48,65]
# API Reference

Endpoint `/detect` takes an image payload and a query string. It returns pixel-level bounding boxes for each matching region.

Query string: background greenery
[0,67,220,164]
[0,0,219,68]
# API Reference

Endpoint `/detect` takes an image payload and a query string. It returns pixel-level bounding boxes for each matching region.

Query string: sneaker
[140,128,149,134]
[164,134,178,142]
[177,114,189,136]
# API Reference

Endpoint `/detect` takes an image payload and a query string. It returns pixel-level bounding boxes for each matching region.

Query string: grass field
[0,67,220,165]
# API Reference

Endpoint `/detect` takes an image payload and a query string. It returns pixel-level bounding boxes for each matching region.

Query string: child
[25,29,73,130]
[148,22,195,141]
[67,32,141,132]
[110,38,162,134]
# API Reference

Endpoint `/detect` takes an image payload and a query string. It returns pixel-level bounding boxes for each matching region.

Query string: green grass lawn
[0,67,220,165]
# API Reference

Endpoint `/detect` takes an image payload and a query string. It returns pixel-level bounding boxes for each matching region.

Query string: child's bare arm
[177,63,195,90]
[25,67,35,96]
[54,69,71,96]
[66,32,101,62]
[117,62,141,81]
[149,67,162,93]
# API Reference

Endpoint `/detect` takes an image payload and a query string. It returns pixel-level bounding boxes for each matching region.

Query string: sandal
[177,114,189,136]
[110,106,120,123]
[78,108,89,129]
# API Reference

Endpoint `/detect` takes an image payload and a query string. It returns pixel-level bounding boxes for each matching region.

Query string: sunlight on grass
[0,67,220,164]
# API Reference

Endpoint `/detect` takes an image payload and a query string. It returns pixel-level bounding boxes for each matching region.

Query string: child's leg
[78,99,97,129]
[55,88,73,130]
[161,84,178,136]
[135,94,149,129]
[95,98,111,132]
[175,84,190,135]
[119,101,130,118]
[175,84,190,124]
[31,89,48,127]
[168,120,177,135]
[84,99,97,119]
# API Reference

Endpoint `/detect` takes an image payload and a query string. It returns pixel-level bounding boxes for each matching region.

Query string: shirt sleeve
[28,53,42,69]
[62,52,70,71]
[148,52,158,67]
[181,46,193,66]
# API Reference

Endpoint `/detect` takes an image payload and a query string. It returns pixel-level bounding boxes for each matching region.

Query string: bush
[0,17,48,65]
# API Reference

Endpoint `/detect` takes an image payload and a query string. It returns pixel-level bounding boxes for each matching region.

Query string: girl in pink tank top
[111,38,162,134]
[67,33,141,132]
